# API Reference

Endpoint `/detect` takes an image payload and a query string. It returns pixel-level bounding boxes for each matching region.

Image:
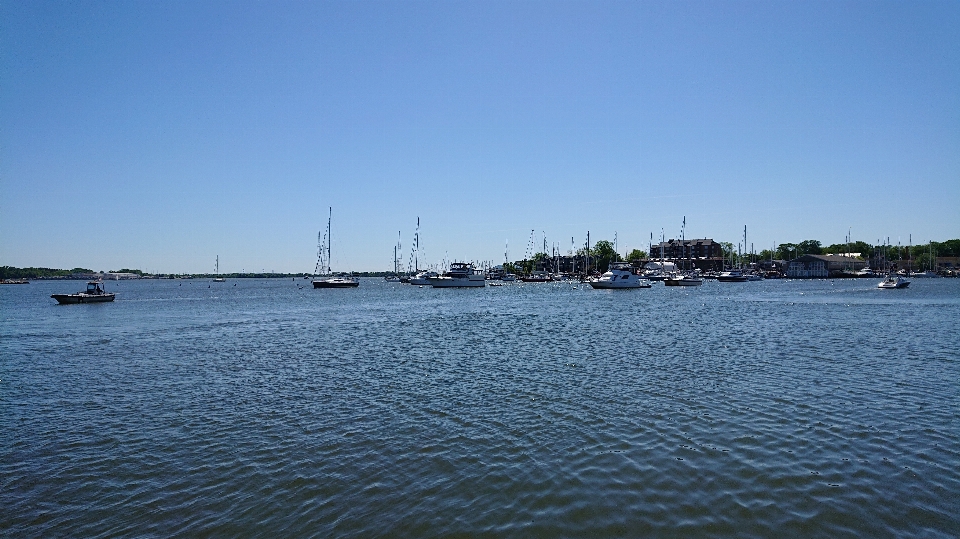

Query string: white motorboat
[664,273,703,286]
[409,270,438,285]
[877,274,910,289]
[717,269,748,282]
[501,273,517,282]
[429,263,486,287]
[313,274,359,288]
[588,264,651,289]
[52,281,116,304]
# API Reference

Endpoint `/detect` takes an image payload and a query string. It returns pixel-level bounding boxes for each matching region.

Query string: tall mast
[327,207,332,274]
[681,217,686,270]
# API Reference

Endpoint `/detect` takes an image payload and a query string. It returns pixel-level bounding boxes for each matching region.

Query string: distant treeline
[4,239,956,279]
[0,266,396,279]
[0,266,95,279]
[764,238,960,263]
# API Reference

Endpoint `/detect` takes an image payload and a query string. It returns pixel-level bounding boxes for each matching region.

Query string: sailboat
[312,207,359,288]
[213,255,225,282]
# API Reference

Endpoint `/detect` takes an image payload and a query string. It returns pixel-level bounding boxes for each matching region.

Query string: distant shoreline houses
[521,237,958,278]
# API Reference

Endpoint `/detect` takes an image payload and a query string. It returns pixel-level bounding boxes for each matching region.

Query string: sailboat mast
[327,207,332,274]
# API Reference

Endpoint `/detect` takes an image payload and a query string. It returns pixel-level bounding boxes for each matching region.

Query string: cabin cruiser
[877,274,910,289]
[717,269,748,282]
[429,263,486,287]
[663,272,704,286]
[51,281,116,304]
[588,264,651,289]
[313,274,359,288]
[409,270,439,285]
[500,273,517,282]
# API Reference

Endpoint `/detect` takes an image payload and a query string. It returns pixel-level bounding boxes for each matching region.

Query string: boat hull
[51,293,116,304]
[428,277,486,288]
[664,278,703,286]
[717,276,748,282]
[588,281,651,289]
[312,279,359,288]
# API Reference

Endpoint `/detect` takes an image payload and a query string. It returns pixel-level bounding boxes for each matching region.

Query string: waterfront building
[651,238,725,271]
[786,254,866,278]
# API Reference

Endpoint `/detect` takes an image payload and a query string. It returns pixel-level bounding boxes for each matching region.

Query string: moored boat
[664,273,704,286]
[588,264,651,289]
[717,269,748,282]
[409,270,438,285]
[213,255,225,282]
[311,207,359,289]
[429,263,486,287]
[520,271,552,283]
[313,275,359,288]
[51,281,116,304]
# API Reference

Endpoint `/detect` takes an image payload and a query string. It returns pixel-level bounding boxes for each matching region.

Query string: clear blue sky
[2,0,958,273]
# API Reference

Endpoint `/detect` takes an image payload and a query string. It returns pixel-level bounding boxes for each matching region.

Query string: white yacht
[429,263,486,288]
[717,269,748,282]
[409,270,438,285]
[877,274,910,289]
[313,275,359,288]
[663,272,703,286]
[588,264,651,289]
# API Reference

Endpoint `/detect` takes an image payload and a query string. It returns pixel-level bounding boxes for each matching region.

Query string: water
[3,277,959,537]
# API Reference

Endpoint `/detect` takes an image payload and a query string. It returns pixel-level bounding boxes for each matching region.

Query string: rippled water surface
[3,278,959,537]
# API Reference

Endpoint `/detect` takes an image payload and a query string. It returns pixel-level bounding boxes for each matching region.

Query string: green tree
[590,240,620,273]
[626,249,647,263]
[776,243,798,260]
[531,252,549,273]
[719,242,736,266]
[798,240,822,255]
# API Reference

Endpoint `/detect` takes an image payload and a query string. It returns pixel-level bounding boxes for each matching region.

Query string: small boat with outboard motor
[51,281,115,304]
